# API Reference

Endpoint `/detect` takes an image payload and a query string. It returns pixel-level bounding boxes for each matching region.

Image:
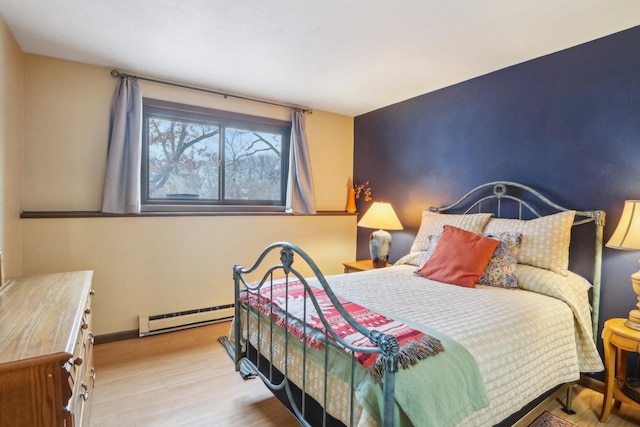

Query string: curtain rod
[110,69,312,114]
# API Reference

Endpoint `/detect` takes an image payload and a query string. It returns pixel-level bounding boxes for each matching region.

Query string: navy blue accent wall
[354,26,640,367]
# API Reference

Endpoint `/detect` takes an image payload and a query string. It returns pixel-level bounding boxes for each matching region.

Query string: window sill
[20,210,358,219]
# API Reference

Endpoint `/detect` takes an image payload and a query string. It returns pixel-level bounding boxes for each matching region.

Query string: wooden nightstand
[342,260,386,273]
[600,318,640,422]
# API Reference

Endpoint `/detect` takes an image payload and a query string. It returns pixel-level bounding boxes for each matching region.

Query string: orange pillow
[417,225,500,288]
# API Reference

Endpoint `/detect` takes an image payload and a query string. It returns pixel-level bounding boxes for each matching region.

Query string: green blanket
[240,310,488,426]
[356,322,489,426]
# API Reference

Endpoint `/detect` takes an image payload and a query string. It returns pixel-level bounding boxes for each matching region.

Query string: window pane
[224,128,282,201]
[147,116,220,200]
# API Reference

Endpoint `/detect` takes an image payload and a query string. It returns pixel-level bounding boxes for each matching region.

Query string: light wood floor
[91,322,640,426]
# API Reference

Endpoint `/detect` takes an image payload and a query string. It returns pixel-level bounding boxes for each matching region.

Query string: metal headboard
[429,181,606,340]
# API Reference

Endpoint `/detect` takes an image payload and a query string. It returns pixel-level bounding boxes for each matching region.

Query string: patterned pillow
[483,210,576,276]
[410,211,494,253]
[477,232,522,289]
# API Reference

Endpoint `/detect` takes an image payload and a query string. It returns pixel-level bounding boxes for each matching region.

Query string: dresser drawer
[67,289,95,427]
[68,294,91,378]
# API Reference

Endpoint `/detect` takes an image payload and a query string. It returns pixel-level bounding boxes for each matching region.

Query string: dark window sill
[20,210,358,219]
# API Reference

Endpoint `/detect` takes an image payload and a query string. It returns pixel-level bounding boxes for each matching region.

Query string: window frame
[141,98,291,213]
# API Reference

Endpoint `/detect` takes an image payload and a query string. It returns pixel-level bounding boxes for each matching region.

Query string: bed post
[562,210,606,414]
[592,210,606,342]
[371,331,400,427]
[233,263,243,371]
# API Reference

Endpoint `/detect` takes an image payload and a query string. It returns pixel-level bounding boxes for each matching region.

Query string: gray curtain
[286,110,316,214]
[101,77,142,214]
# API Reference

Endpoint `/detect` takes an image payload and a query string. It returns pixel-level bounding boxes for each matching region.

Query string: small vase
[346,178,356,213]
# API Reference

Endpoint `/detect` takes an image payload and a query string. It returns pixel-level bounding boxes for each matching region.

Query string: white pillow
[517,264,592,292]
[483,210,575,276]
[394,251,431,267]
[410,211,493,253]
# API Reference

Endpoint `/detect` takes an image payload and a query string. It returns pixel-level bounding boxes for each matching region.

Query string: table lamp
[357,202,403,268]
[606,200,640,330]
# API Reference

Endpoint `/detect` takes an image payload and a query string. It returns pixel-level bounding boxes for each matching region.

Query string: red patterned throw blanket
[239,279,444,381]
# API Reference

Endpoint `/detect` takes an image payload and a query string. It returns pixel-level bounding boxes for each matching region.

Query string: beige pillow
[483,210,576,276]
[410,211,494,253]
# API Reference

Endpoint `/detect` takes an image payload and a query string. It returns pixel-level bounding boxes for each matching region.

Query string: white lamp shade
[357,202,403,230]
[607,200,640,250]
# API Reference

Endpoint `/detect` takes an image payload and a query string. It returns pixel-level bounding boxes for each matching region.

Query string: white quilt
[238,263,603,426]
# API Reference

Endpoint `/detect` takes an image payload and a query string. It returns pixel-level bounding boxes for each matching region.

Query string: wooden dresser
[0,271,95,427]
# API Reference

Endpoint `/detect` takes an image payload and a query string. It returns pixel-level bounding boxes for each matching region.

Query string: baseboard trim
[94,329,139,344]
[579,374,604,394]
[94,320,235,345]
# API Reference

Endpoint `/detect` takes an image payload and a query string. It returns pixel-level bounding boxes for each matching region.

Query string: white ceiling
[1,0,639,116]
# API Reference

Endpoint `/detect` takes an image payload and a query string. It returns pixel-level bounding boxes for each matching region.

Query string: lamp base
[625,319,640,331]
[372,259,387,268]
[628,271,640,330]
[369,229,391,269]
[627,310,640,331]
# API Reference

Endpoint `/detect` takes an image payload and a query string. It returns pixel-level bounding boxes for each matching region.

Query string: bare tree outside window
[224,128,282,200]
[147,116,220,199]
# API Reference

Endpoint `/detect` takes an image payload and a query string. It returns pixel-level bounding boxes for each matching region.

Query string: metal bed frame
[232,181,605,427]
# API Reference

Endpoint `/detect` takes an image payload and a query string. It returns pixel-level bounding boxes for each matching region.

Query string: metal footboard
[233,242,399,427]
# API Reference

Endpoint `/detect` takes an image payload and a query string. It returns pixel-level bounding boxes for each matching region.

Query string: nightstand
[342,260,386,273]
[600,318,640,422]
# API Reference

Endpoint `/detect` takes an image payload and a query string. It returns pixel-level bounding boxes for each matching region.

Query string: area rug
[528,411,578,427]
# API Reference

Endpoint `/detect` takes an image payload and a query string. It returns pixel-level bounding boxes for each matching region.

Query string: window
[141,99,291,212]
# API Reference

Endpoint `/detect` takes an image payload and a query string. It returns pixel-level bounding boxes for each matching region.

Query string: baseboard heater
[138,304,235,337]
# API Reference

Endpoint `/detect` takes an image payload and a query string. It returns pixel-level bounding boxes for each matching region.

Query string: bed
[231,181,606,427]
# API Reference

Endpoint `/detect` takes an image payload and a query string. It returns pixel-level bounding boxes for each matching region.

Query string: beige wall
[22,56,355,212]
[0,17,23,278]
[20,55,356,335]
[21,216,356,335]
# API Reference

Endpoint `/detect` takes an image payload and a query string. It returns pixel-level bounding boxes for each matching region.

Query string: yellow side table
[600,318,640,422]
[342,260,385,273]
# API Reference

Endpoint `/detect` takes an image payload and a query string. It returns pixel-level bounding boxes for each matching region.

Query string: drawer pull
[84,308,92,315]
[89,289,95,296]
[79,382,89,401]
[90,367,97,384]
[73,357,83,366]
[81,321,89,330]
[88,332,95,345]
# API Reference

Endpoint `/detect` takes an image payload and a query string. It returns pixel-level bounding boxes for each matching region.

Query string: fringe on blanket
[368,335,444,382]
